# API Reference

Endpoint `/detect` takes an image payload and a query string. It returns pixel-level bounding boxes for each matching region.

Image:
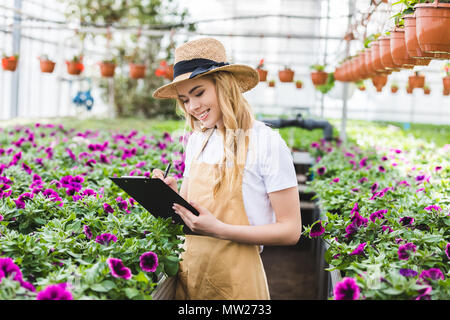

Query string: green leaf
[90,280,116,292]
[124,287,140,299]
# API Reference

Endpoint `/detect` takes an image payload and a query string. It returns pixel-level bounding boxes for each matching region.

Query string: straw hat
[152,38,259,99]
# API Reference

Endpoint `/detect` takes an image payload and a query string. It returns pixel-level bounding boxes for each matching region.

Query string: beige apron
[175,127,270,300]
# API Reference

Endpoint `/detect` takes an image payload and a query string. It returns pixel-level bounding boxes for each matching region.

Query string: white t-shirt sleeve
[258,129,297,193]
[182,131,198,178]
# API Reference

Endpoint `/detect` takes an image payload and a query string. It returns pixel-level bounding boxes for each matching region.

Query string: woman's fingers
[152,168,164,179]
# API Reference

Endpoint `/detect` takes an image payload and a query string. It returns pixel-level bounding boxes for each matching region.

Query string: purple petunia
[415,286,432,300]
[445,243,450,260]
[399,216,414,227]
[398,243,417,260]
[83,225,93,240]
[317,166,326,176]
[333,277,360,300]
[139,252,159,272]
[36,283,73,300]
[95,233,117,246]
[349,243,366,256]
[103,203,114,213]
[0,257,35,292]
[310,221,325,237]
[424,205,442,212]
[369,209,387,222]
[107,258,132,280]
[359,157,368,168]
[419,268,444,284]
[399,268,418,278]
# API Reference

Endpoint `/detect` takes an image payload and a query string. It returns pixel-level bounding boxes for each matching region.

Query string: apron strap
[194,127,216,161]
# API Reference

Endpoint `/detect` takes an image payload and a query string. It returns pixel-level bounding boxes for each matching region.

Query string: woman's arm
[173,186,301,246]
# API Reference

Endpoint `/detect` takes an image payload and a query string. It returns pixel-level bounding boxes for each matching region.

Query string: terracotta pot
[257,68,268,82]
[371,74,388,92]
[443,76,450,91]
[433,52,450,60]
[414,1,450,54]
[404,14,435,62]
[296,81,303,89]
[99,62,116,77]
[268,81,275,87]
[390,28,415,68]
[391,86,399,93]
[424,87,431,94]
[359,51,372,79]
[409,74,425,89]
[39,60,55,73]
[66,61,84,75]
[406,86,413,94]
[379,36,402,71]
[129,63,146,79]
[371,41,388,73]
[310,71,328,86]
[444,88,450,95]
[279,69,294,82]
[2,57,18,71]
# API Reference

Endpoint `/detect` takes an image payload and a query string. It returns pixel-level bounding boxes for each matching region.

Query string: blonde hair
[177,71,255,198]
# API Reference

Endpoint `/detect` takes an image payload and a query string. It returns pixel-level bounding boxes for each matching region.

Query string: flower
[424,205,442,212]
[419,268,444,283]
[107,258,132,280]
[36,283,73,300]
[415,286,432,300]
[378,165,386,173]
[83,225,93,240]
[370,182,379,193]
[399,268,418,278]
[333,277,360,300]
[349,243,366,256]
[445,243,450,260]
[317,166,326,175]
[359,156,368,168]
[0,257,35,291]
[95,233,117,245]
[398,242,417,260]
[399,216,414,227]
[103,203,114,213]
[139,251,159,272]
[310,221,325,237]
[369,209,387,222]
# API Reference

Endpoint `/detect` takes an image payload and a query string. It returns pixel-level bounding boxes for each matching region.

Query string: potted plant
[129,62,146,79]
[99,58,116,78]
[38,55,56,73]
[443,62,450,91]
[295,80,303,89]
[66,54,84,75]
[310,64,328,86]
[408,71,425,89]
[414,0,450,54]
[403,13,434,62]
[2,54,19,71]
[423,84,431,94]
[391,83,399,93]
[268,79,275,87]
[255,59,268,82]
[278,66,294,82]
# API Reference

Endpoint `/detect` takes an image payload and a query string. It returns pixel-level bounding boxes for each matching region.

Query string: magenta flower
[369,209,387,222]
[95,233,117,245]
[333,277,360,300]
[332,177,340,183]
[399,216,414,227]
[317,166,326,175]
[419,268,444,284]
[445,243,450,259]
[139,252,159,272]
[0,257,35,291]
[311,142,319,148]
[359,156,368,168]
[382,225,393,233]
[83,225,93,240]
[349,243,366,256]
[435,166,442,172]
[424,205,442,212]
[310,221,325,237]
[103,203,114,213]
[21,163,32,175]
[378,165,386,173]
[107,258,132,280]
[344,222,358,238]
[358,177,368,184]
[415,286,432,300]
[370,182,379,193]
[398,243,417,260]
[36,283,73,300]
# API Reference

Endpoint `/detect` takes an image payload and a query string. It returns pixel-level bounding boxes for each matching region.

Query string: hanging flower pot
[379,36,402,71]
[130,63,146,79]
[2,55,18,71]
[444,88,450,95]
[66,55,84,75]
[406,85,413,94]
[390,28,415,68]
[443,76,450,91]
[295,80,303,89]
[310,64,328,86]
[371,74,388,92]
[408,72,425,89]
[268,80,275,87]
[99,59,116,78]
[414,0,450,54]
[38,55,55,73]
[255,59,268,82]
[371,41,389,73]
[391,84,399,93]
[423,86,431,95]
[403,14,434,64]
[278,67,294,82]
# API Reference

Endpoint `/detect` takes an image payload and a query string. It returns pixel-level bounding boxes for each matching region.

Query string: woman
[152,38,301,300]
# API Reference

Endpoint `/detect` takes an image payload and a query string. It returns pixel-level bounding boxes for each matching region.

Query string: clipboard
[109,176,199,235]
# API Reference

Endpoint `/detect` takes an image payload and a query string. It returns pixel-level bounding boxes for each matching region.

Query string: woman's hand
[152,168,178,193]
[172,201,225,237]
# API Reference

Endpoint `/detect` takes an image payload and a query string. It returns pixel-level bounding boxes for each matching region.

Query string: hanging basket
[424,87,431,95]
[295,81,303,89]
[404,14,435,62]
[99,62,116,78]
[39,60,56,73]
[2,56,18,71]
[278,69,294,82]
[414,0,450,54]
[268,80,275,87]
[371,74,388,92]
[310,71,328,86]
[408,74,425,89]
[257,68,268,82]
[379,36,402,71]
[66,61,84,75]
[391,85,399,93]
[129,63,146,79]
[406,86,413,94]
[390,28,415,68]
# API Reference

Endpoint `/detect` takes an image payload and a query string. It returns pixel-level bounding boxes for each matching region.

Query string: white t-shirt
[183,120,298,227]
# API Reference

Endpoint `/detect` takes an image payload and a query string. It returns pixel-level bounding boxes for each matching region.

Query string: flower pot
[296,81,303,89]
[408,74,425,89]
[310,71,328,86]
[390,28,415,68]
[268,81,275,87]
[2,57,18,71]
[371,74,388,92]
[406,86,413,94]
[443,76,450,91]
[391,86,399,93]
[279,69,294,82]
[129,63,146,79]
[358,51,371,79]
[414,0,450,54]
[66,61,84,75]
[379,36,402,71]
[257,68,268,82]
[404,14,435,62]
[444,88,450,96]
[99,62,116,77]
[40,60,55,73]
[371,41,388,73]
[424,87,431,95]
